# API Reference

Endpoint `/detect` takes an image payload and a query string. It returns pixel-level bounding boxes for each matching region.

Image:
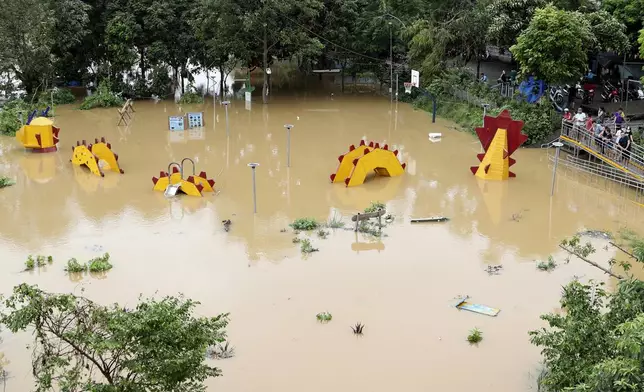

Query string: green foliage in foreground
[0,176,14,188]
[0,284,229,392]
[80,81,124,110]
[290,218,320,231]
[532,279,644,391]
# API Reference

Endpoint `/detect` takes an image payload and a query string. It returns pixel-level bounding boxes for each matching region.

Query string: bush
[417,69,559,146]
[39,88,76,105]
[0,99,30,136]
[178,91,204,105]
[87,253,112,272]
[65,258,87,273]
[0,177,14,188]
[290,218,320,231]
[80,81,124,110]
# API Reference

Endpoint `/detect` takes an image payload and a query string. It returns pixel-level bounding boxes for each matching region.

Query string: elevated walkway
[558,121,644,182]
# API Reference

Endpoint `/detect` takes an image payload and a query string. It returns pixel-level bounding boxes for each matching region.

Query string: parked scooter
[601,82,620,103]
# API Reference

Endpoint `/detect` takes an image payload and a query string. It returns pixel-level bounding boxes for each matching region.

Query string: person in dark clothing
[619,127,634,164]
[599,125,612,154]
[567,84,576,109]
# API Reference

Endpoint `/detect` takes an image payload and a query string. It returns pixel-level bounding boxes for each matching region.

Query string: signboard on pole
[169,116,185,131]
[411,70,420,88]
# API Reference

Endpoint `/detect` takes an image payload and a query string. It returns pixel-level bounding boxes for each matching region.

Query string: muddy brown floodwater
[1,96,644,391]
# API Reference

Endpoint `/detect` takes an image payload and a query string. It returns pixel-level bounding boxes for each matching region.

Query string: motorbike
[576,82,594,104]
[601,82,620,103]
[626,84,644,101]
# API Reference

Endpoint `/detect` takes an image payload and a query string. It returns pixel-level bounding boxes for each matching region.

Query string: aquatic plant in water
[87,253,113,272]
[290,218,320,231]
[467,328,483,344]
[25,255,54,271]
[351,322,365,335]
[317,229,328,239]
[206,341,235,359]
[327,213,345,228]
[178,92,204,105]
[65,258,87,273]
[316,312,332,322]
[364,201,385,213]
[0,177,15,188]
[300,239,319,253]
[537,256,557,271]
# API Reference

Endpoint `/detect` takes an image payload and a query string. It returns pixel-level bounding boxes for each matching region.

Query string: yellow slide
[345,147,406,187]
[71,138,125,177]
[151,166,215,197]
[330,140,370,183]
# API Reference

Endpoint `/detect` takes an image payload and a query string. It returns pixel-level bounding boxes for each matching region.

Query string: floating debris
[454,296,500,317]
[577,230,612,239]
[410,216,449,223]
[206,341,235,359]
[485,265,503,275]
[222,219,231,232]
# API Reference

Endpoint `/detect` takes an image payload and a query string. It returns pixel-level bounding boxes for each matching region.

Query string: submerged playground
[1,84,644,391]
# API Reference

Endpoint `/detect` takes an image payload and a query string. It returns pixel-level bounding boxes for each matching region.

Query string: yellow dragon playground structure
[16,117,60,153]
[152,158,215,197]
[330,140,406,187]
[71,138,125,177]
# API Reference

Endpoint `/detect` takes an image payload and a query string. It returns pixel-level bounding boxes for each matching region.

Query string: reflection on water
[1,96,644,392]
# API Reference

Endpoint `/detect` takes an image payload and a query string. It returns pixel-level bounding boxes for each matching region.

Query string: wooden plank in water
[455,298,500,317]
[351,209,386,222]
[410,216,449,223]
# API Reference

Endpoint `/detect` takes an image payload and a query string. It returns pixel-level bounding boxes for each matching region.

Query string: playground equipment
[470,110,527,180]
[117,99,135,126]
[71,138,125,177]
[330,141,406,187]
[15,117,60,153]
[151,158,215,197]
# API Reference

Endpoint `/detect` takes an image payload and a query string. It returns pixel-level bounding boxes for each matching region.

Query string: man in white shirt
[573,108,587,127]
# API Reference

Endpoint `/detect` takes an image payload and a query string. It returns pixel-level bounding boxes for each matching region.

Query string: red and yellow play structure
[71,138,124,177]
[470,110,527,180]
[330,140,406,187]
[152,158,215,197]
[15,117,60,153]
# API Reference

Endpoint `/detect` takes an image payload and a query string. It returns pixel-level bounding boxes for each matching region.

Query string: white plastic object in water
[428,133,442,138]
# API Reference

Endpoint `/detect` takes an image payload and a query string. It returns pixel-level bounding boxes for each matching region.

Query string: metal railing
[560,120,644,180]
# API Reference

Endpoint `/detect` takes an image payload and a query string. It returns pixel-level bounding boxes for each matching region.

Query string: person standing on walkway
[619,127,634,165]
[597,106,606,124]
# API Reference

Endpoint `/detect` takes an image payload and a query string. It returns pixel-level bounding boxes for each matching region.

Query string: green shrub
[364,201,385,213]
[39,88,76,105]
[290,218,320,231]
[178,91,204,104]
[87,253,113,272]
[65,258,87,273]
[25,256,35,271]
[80,81,124,110]
[0,176,14,188]
[467,328,483,344]
[300,239,319,253]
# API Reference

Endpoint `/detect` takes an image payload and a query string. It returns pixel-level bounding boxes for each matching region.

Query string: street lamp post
[248,163,260,213]
[389,22,393,103]
[550,142,564,196]
[284,124,294,167]
[222,101,230,136]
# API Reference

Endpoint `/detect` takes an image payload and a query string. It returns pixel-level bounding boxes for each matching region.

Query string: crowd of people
[563,106,635,165]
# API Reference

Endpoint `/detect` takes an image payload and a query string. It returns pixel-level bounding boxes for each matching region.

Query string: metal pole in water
[551,142,564,196]
[284,124,294,167]
[222,101,230,136]
[395,71,399,104]
[248,163,260,213]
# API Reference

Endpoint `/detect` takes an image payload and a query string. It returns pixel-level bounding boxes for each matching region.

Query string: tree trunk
[476,59,481,81]
[219,65,225,100]
[262,25,268,104]
[139,47,146,80]
[181,66,185,94]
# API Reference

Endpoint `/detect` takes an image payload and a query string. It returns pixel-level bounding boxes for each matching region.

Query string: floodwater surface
[0,96,643,391]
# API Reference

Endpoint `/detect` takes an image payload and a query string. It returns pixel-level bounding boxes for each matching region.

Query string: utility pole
[389,22,393,103]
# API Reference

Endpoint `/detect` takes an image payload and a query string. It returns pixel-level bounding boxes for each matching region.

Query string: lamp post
[550,142,564,196]
[284,124,294,167]
[222,101,230,136]
[248,163,260,213]
[389,22,393,103]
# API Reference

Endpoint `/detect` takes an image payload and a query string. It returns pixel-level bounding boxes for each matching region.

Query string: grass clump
[178,92,204,104]
[206,341,235,359]
[351,322,365,335]
[80,81,124,110]
[65,258,87,273]
[25,255,53,271]
[87,253,113,272]
[467,328,483,344]
[317,230,328,239]
[316,312,332,322]
[537,255,557,271]
[0,177,14,188]
[364,201,385,213]
[327,213,345,229]
[290,217,320,231]
[300,239,319,254]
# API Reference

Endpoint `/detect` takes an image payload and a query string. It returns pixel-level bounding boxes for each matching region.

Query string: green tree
[603,0,644,47]
[584,10,629,52]
[486,0,546,49]
[510,5,593,84]
[1,284,229,391]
